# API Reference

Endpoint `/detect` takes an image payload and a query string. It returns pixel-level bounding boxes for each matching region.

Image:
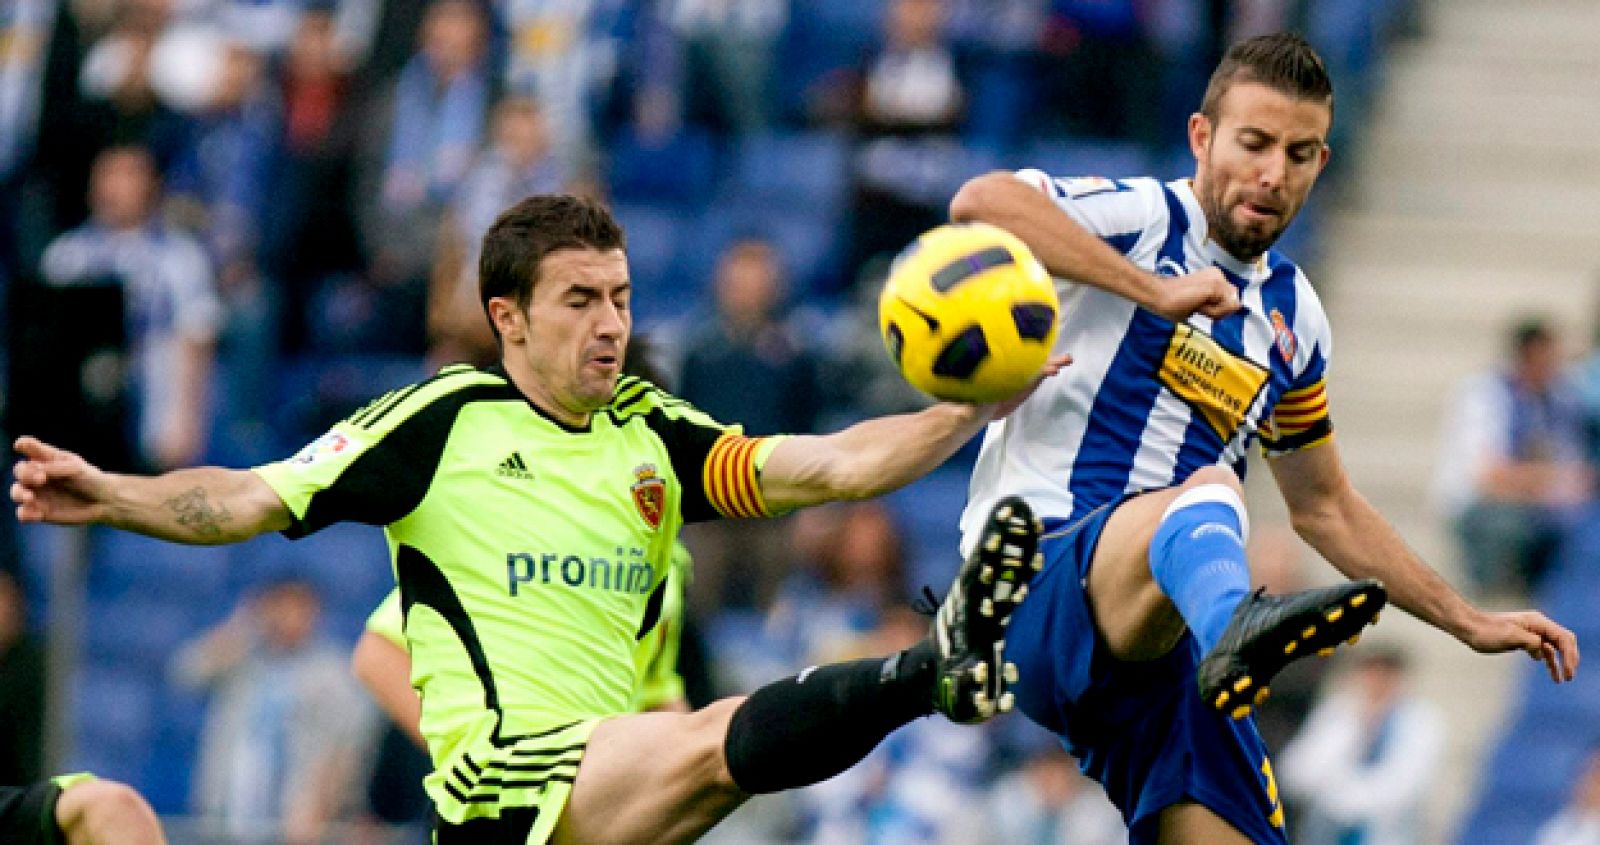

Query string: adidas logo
[496,452,535,481]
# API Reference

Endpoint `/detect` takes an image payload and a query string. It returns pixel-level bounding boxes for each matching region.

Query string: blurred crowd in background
[5,0,1600,843]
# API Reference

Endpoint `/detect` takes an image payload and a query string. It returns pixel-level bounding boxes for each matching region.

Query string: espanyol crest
[1269,309,1297,364]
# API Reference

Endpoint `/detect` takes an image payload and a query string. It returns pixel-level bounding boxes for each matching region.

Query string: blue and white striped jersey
[959,171,1335,551]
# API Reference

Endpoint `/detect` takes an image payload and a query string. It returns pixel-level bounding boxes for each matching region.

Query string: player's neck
[500,357,593,429]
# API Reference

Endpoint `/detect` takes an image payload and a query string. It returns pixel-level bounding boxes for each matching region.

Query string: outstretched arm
[950,171,1239,321]
[1270,439,1579,682]
[758,402,994,513]
[11,436,289,544]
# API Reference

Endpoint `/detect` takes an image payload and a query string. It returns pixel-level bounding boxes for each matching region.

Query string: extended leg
[554,496,1043,845]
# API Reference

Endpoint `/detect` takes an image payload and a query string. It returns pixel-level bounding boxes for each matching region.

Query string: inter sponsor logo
[506,547,656,596]
[1157,324,1269,442]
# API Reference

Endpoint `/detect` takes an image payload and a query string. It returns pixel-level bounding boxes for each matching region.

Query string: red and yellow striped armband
[703,434,784,519]
[1259,379,1334,456]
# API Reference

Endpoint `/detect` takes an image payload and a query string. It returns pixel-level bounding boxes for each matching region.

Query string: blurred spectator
[40,145,222,470]
[204,0,380,63]
[428,95,571,365]
[75,0,191,170]
[1033,0,1163,146]
[498,0,633,171]
[678,237,823,436]
[1565,279,1600,467]
[166,38,282,435]
[836,0,972,289]
[1279,648,1445,845]
[1433,318,1590,595]
[987,745,1127,845]
[762,501,907,667]
[657,0,787,136]
[1536,748,1600,845]
[4,0,100,286]
[171,577,371,845]
[0,571,45,784]
[340,0,491,354]
[263,7,366,354]
[678,237,822,615]
[376,0,488,219]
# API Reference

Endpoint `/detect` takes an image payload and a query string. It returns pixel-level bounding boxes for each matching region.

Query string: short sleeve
[625,379,787,523]
[1014,169,1166,255]
[252,375,479,537]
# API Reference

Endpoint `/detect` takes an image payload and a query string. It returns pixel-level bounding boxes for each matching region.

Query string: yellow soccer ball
[879,223,1060,403]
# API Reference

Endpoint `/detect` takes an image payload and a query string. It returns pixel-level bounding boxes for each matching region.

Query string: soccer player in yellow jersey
[13,194,1060,844]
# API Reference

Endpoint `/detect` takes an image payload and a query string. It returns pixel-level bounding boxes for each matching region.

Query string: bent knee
[695,697,747,795]
[1182,465,1244,497]
[58,781,161,845]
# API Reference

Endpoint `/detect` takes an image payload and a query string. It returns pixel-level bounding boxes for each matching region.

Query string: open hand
[1465,609,1580,683]
[10,436,112,525]
[991,353,1073,419]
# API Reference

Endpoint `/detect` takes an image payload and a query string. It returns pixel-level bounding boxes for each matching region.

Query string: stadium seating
[1456,508,1600,843]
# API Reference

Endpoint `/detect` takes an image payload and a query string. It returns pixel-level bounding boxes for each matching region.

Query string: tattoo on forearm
[165,487,232,539]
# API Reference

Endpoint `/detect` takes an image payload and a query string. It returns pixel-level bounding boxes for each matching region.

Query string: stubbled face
[496,248,631,423]
[1191,81,1331,261]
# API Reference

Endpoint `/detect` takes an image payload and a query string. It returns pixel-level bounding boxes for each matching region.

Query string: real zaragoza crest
[630,463,665,530]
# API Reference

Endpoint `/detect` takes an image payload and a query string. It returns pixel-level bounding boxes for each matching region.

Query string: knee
[695,697,749,797]
[57,780,165,845]
[1183,465,1244,498]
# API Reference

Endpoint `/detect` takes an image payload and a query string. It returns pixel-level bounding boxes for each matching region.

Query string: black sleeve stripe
[294,383,508,535]
[345,389,396,427]
[355,382,425,429]
[352,366,487,430]
[1262,416,1333,452]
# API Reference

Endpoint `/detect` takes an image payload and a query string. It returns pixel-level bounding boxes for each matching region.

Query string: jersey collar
[1170,179,1272,283]
[485,363,593,434]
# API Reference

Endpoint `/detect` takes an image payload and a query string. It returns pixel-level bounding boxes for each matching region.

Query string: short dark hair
[478,194,626,324]
[1511,317,1554,356]
[1200,32,1334,123]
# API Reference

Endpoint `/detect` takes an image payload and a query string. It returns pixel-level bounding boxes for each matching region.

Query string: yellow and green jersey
[254,364,778,764]
[363,539,691,713]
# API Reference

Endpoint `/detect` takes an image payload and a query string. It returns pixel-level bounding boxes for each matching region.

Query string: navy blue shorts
[1004,495,1289,845]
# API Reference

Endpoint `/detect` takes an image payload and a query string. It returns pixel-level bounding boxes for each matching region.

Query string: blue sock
[1148,485,1252,653]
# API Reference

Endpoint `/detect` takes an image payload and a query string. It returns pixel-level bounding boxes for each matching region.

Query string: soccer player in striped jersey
[11,194,1058,845]
[947,32,1579,844]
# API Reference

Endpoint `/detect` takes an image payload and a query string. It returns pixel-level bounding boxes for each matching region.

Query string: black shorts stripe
[497,720,582,744]
[503,741,587,760]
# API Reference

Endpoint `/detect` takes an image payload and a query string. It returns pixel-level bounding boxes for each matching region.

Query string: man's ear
[487,297,524,343]
[1187,112,1212,161]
